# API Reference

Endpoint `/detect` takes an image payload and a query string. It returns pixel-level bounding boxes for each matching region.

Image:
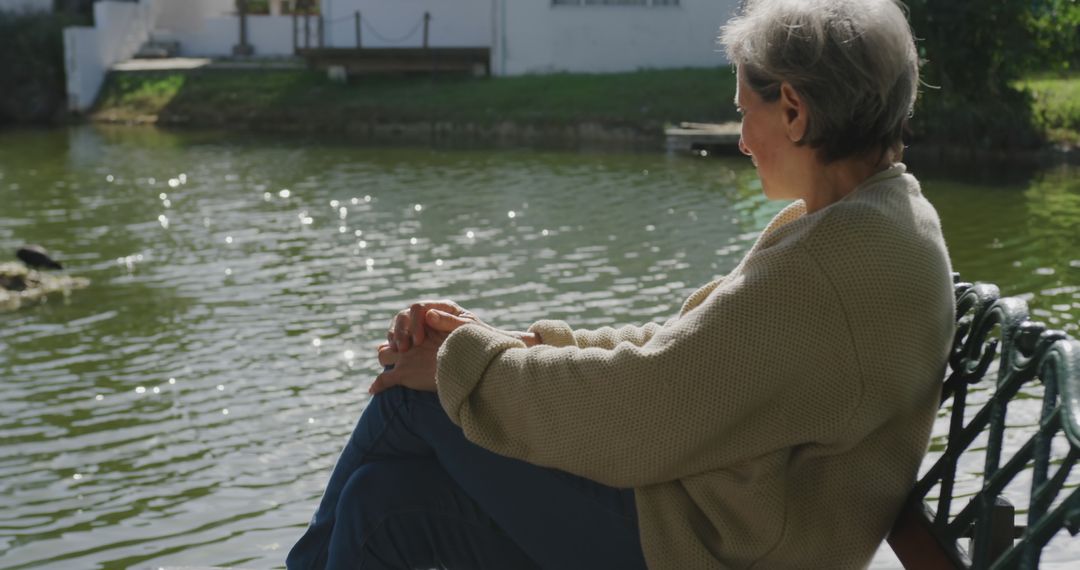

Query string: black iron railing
[901,275,1080,569]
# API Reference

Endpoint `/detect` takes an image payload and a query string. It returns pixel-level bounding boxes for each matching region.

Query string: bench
[888,274,1080,568]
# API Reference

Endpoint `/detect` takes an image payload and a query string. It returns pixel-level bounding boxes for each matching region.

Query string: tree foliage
[0,11,86,125]
[904,0,1080,148]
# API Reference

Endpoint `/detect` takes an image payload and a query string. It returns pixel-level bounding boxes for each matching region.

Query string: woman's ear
[779,82,807,143]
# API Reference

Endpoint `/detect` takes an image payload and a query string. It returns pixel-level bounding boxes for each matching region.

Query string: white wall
[64,26,101,111]
[171,15,296,57]
[0,0,51,12]
[497,0,737,75]
[64,0,163,111]
[156,0,235,33]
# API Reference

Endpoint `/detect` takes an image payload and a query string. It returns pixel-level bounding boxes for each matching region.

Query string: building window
[552,0,680,6]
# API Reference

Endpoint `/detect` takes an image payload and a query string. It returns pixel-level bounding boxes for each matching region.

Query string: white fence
[64,0,164,111]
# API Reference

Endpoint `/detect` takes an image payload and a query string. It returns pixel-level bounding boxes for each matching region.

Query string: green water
[0,126,1077,569]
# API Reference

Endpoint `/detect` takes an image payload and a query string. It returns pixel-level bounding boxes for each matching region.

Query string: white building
[0,0,52,12]
[64,0,738,110]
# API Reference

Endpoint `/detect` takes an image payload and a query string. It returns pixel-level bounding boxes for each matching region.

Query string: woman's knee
[336,463,399,530]
[331,460,459,568]
[335,460,448,528]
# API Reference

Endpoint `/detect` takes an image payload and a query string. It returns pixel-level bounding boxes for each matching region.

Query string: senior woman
[287,0,954,568]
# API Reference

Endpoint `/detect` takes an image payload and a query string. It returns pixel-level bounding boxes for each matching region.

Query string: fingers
[377,343,399,367]
[369,369,399,395]
[425,309,471,333]
[389,300,466,353]
[392,311,412,352]
[409,303,428,347]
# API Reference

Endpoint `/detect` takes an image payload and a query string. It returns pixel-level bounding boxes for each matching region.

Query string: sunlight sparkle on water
[343,350,356,360]
[158,215,169,229]
[225,236,233,244]
[330,200,340,208]
[168,377,176,384]
[178,173,187,184]
[414,204,423,212]
[312,338,322,347]
[159,193,167,200]
[435,259,444,266]
[279,189,291,198]
[466,230,475,239]
[410,237,418,245]
[358,240,367,249]
[508,210,516,219]
[135,386,146,394]
[339,207,348,219]
[153,386,161,394]
[168,178,180,188]
[95,394,103,401]
[106,174,114,182]
[263,192,272,201]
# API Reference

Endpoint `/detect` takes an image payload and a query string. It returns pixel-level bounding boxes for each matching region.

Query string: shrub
[905,0,1080,149]
[0,10,86,125]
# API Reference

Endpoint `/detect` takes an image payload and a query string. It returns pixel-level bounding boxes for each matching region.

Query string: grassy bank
[92,67,740,135]
[91,67,1080,149]
[1021,73,1080,146]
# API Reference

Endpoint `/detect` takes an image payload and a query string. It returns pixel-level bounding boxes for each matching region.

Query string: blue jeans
[286,385,648,570]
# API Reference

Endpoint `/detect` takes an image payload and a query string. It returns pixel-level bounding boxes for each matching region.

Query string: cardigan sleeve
[436,244,861,488]
[524,277,727,349]
[527,320,663,350]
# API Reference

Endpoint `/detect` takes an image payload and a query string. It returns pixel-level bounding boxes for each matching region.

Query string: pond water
[0,126,1077,569]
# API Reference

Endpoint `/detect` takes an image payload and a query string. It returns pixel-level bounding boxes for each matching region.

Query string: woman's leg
[287,385,648,570]
[326,459,539,570]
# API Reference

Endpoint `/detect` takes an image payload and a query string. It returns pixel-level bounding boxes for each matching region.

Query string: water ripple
[0,127,1076,568]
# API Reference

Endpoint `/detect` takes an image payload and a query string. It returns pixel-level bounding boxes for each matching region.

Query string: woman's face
[735,67,802,201]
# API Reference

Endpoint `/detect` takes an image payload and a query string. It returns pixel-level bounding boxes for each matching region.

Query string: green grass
[95,73,187,114]
[1019,72,1080,145]
[92,67,1080,149]
[93,67,740,129]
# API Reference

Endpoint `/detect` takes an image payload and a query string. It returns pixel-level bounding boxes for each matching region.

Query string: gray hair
[720,0,918,162]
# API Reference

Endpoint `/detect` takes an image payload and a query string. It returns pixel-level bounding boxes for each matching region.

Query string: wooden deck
[665,121,742,154]
[297,47,491,77]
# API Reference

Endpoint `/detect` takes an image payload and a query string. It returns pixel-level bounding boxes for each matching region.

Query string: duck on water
[1,245,89,310]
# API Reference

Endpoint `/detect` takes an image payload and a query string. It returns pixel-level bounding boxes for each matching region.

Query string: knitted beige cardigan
[436,164,955,569]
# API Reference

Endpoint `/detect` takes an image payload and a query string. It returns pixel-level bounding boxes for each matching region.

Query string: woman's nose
[738,138,752,157]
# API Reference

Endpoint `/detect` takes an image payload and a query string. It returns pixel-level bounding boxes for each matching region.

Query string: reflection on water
[0,126,1076,569]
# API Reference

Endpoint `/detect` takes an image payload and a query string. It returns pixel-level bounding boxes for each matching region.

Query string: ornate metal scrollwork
[911,274,1080,569]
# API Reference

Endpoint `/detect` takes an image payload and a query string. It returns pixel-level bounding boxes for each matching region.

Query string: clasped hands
[369,301,541,396]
